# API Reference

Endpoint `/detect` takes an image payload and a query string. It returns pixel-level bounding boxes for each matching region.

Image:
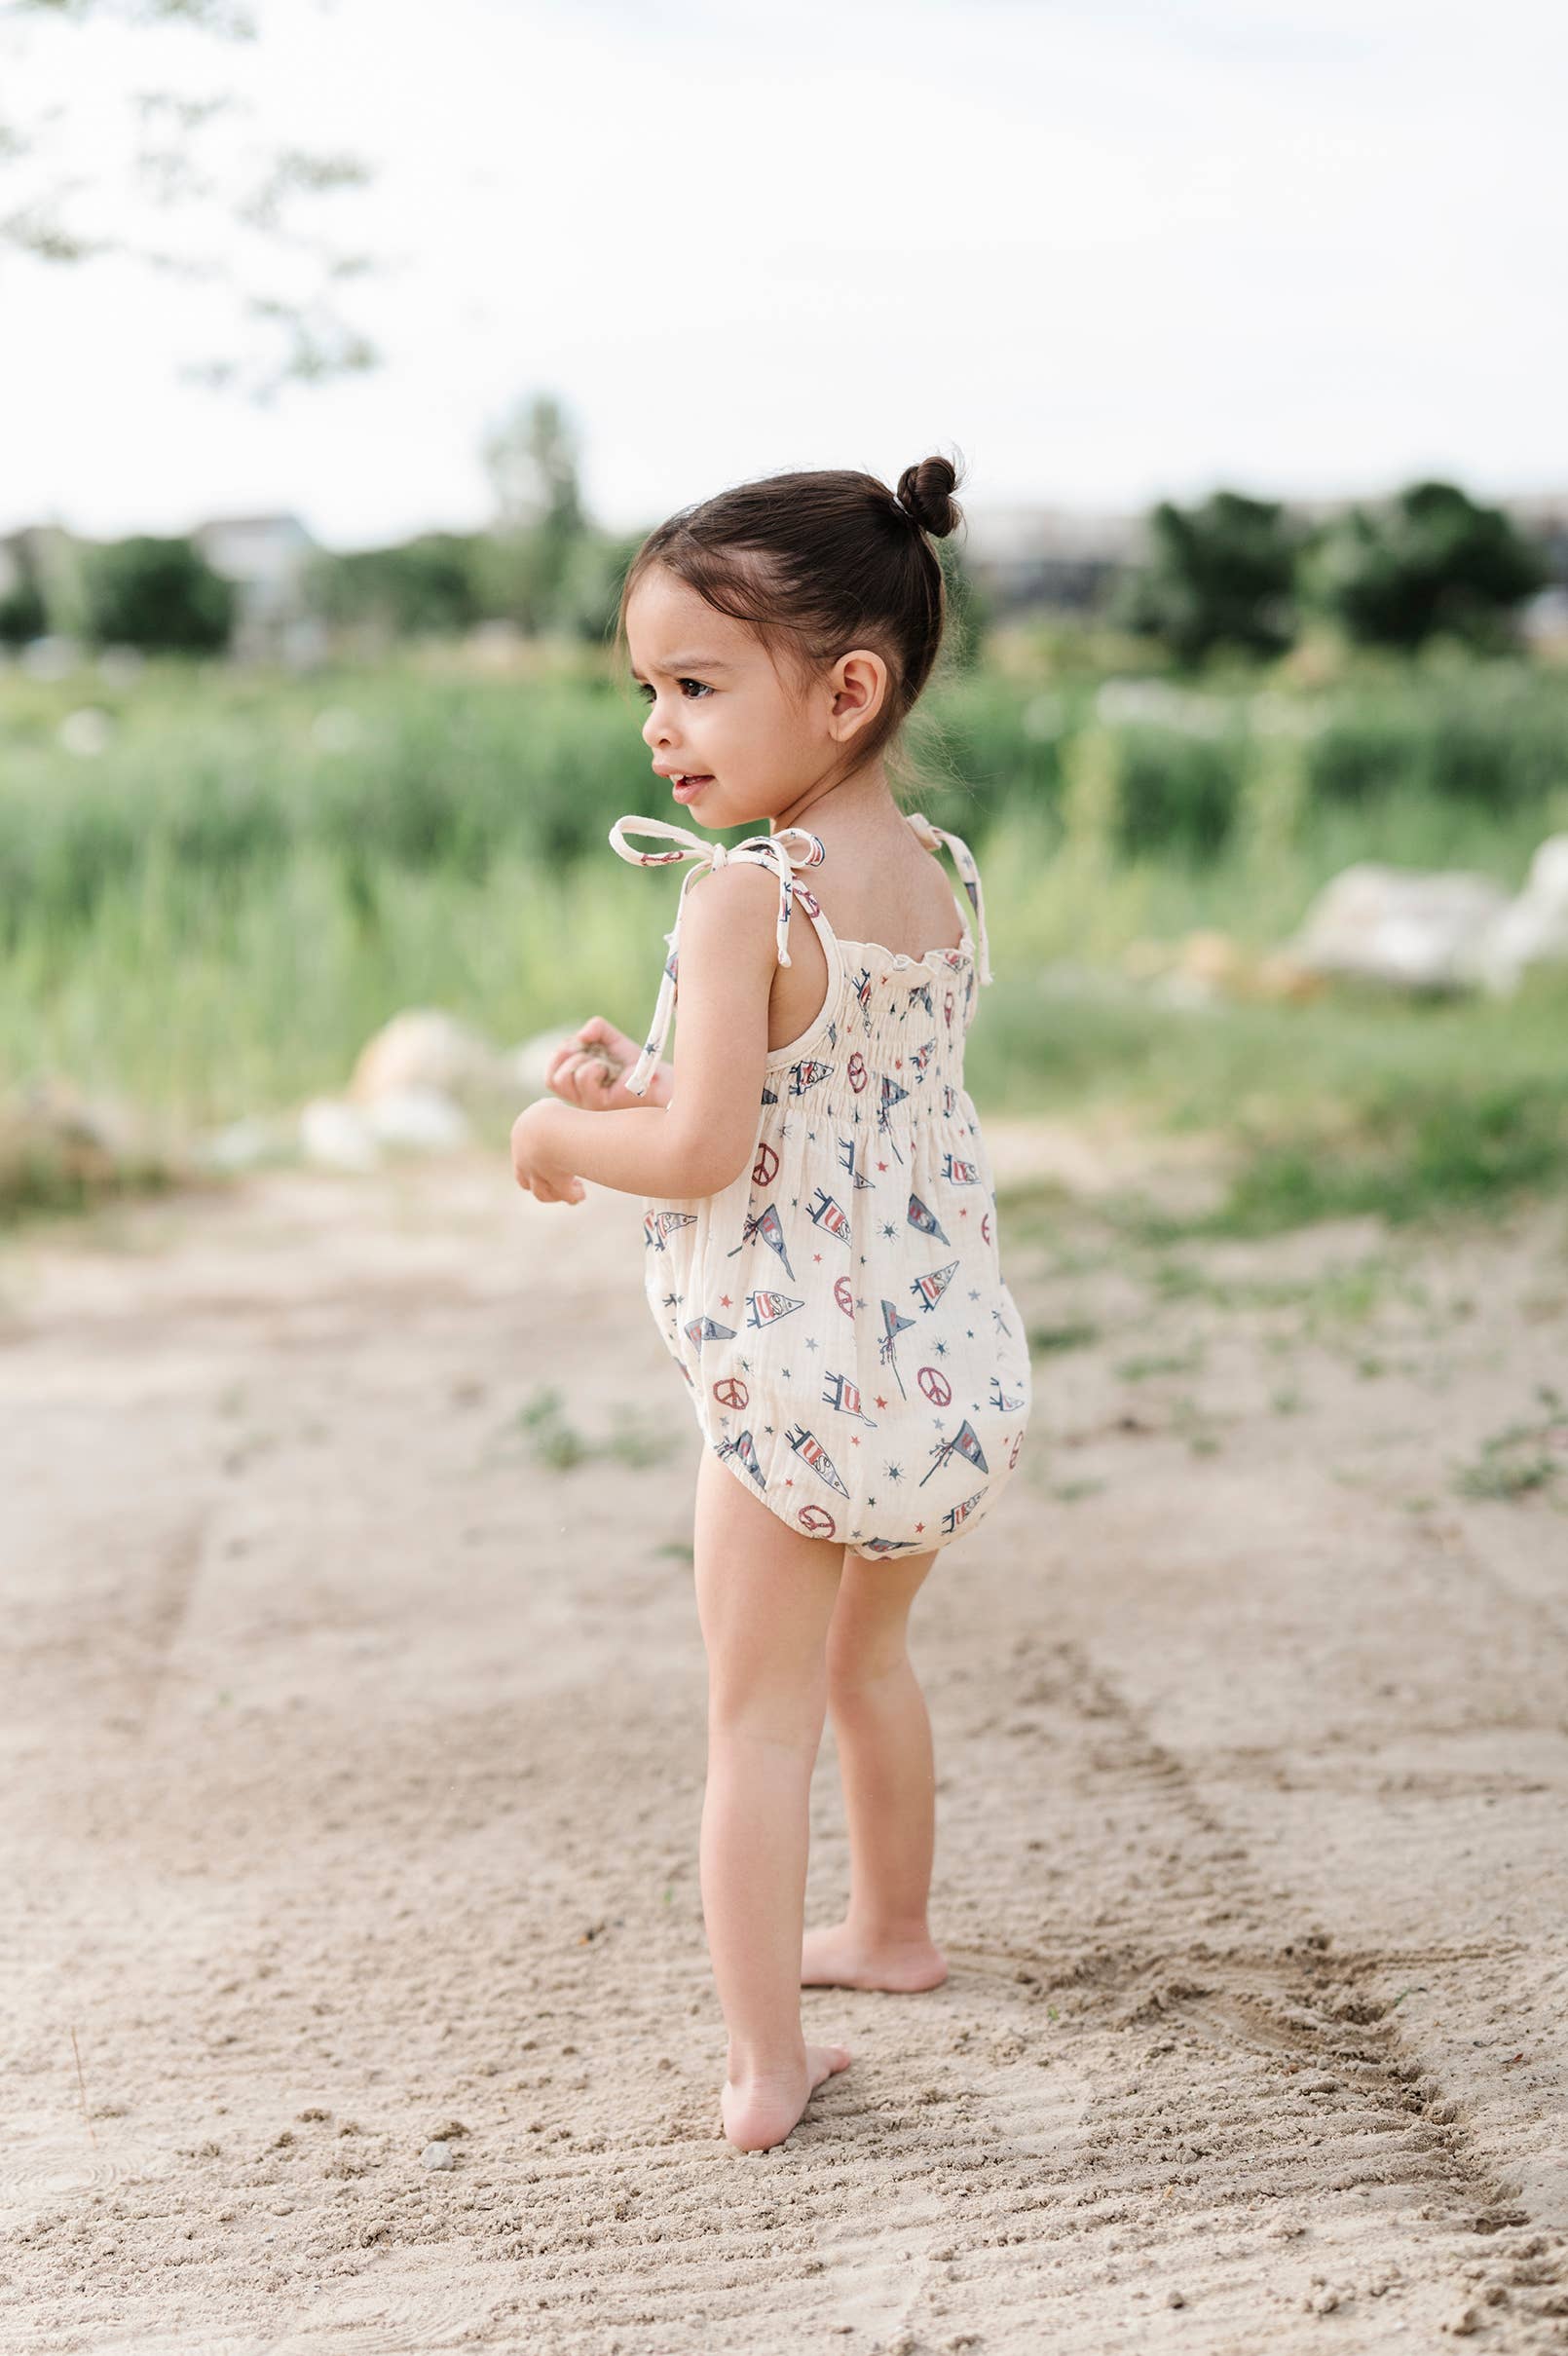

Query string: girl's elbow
[670,1121,753,1199]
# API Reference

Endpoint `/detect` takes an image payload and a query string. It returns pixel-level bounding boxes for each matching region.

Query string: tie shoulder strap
[904,810,993,984]
[606,816,827,1097]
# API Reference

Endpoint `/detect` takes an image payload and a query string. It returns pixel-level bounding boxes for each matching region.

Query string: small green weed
[1453,1388,1567,1501]
[1114,1342,1205,1381]
[1027,1318,1101,1354]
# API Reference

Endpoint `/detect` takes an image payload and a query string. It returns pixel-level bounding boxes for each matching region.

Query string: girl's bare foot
[801,1920,948,1992]
[720,2042,852,2152]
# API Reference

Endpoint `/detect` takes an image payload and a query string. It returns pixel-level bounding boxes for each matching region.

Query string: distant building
[190,510,325,664]
[960,505,1145,617]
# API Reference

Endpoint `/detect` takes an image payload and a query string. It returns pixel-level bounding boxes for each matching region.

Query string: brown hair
[615,450,967,792]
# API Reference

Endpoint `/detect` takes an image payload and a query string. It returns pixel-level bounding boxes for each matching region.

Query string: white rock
[349,1009,506,1104]
[420,2141,456,2171]
[58,706,113,756]
[299,1098,381,1172]
[197,1117,287,1172]
[363,1085,469,1153]
[1289,863,1512,991]
[1470,832,1568,995]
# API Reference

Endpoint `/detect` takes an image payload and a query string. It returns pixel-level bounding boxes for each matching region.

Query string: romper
[605,808,1033,1562]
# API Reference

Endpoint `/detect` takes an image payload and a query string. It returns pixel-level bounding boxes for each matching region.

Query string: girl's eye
[636,679,713,702]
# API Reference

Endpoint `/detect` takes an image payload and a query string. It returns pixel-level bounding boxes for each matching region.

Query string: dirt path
[3,1129,1566,2353]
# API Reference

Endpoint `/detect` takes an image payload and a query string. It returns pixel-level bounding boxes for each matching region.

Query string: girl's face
[626,565,865,833]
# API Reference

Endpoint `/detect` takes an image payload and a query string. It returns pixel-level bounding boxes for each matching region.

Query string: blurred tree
[82,533,234,650]
[302,533,487,641]
[1306,480,1549,652]
[0,553,48,643]
[1116,490,1303,665]
[477,392,597,634]
[556,529,643,647]
[0,0,382,400]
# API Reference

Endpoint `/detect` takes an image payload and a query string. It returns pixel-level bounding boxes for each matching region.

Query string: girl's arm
[514,863,780,1203]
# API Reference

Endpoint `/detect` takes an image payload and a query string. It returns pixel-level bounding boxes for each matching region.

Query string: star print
[804,1336,819,1352]
[934,1340,949,1357]
[885,1464,904,1483]
[968,1289,981,1301]
[875,1396,887,1409]
[722,1293,733,1307]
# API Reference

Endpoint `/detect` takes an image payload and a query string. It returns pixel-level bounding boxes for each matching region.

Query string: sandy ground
[3,1119,1567,2355]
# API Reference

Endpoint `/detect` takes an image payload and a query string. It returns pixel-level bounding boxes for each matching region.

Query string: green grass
[1100,1068,1568,1241]
[6,646,1568,1233]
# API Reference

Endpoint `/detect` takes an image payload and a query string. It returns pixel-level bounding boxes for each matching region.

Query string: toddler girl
[511,455,1032,2152]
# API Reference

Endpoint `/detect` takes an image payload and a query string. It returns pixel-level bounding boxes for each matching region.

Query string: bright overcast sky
[2,0,1562,551]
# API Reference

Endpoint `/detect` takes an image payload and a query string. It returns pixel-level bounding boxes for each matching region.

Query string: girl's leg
[803,1547,949,1992]
[691,1442,852,2152]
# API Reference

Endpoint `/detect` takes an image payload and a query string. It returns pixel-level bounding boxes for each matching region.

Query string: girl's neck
[771,760,893,840]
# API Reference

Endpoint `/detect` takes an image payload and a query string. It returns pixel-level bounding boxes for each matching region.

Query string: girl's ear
[827,647,890,742]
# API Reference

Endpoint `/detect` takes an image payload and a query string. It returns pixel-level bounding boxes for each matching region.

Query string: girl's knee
[825,1636,913,1702]
[706,1687,826,1752]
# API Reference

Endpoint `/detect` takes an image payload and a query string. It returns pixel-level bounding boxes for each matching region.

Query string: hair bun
[894,454,964,540]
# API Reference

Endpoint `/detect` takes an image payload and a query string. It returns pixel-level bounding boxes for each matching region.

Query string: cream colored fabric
[606,810,1029,1560]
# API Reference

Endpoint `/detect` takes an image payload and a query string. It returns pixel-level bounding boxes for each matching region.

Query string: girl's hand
[510,1100,586,1206]
[544,1017,670,1111]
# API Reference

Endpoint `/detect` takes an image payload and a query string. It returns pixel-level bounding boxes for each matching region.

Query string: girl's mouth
[672,774,713,804]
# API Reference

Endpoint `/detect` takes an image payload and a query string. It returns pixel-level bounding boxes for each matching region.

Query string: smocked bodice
[607,810,992,1106]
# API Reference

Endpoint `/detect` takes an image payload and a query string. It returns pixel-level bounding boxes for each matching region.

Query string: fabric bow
[605,816,827,1098]
[904,811,993,985]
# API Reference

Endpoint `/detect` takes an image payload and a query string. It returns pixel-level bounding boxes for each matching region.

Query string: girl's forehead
[626,571,752,662]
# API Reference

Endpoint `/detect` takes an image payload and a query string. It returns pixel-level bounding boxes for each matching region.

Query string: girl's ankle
[846,1915,935,1948]
[726,2040,808,2086]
